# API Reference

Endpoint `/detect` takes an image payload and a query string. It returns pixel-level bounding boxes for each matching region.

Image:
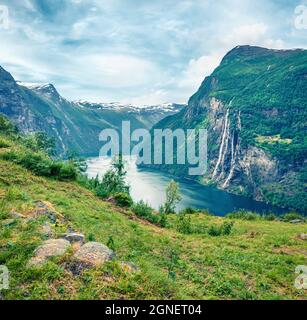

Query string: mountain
[143,46,307,212]
[0,66,185,156]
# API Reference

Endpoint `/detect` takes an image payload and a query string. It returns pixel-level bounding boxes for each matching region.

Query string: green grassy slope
[0,134,306,300]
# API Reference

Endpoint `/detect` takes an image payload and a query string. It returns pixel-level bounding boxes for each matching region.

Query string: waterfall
[212,109,229,179]
[222,113,241,188]
[217,119,230,181]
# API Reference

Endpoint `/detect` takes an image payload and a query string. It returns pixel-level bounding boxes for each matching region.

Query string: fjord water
[86,156,286,216]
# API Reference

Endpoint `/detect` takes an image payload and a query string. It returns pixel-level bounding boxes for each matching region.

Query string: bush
[226,210,261,221]
[180,207,199,215]
[281,212,304,222]
[95,185,109,199]
[114,192,133,207]
[208,221,234,236]
[220,221,234,235]
[132,200,153,218]
[57,162,78,180]
[0,138,11,148]
[0,115,15,133]
[208,225,221,236]
[132,201,167,227]
[176,214,192,234]
[1,149,78,180]
[263,213,277,221]
[159,214,168,228]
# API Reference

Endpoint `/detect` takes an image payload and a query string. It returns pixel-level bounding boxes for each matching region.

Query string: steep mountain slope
[0,66,185,155]
[145,46,307,211]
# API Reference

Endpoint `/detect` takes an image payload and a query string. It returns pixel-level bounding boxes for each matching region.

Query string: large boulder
[27,239,71,267]
[73,242,115,267]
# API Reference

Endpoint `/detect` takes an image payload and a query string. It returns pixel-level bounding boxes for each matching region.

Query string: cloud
[220,23,285,49]
[74,54,164,88]
[0,0,305,105]
[178,53,223,91]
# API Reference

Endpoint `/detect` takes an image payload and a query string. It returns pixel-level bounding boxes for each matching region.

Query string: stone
[290,219,303,224]
[120,262,140,273]
[34,201,64,224]
[40,222,54,239]
[62,233,85,244]
[1,219,16,227]
[10,211,26,219]
[27,239,71,268]
[298,233,307,240]
[73,242,115,267]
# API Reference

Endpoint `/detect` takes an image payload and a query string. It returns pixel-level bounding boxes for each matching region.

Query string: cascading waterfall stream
[212,109,229,179]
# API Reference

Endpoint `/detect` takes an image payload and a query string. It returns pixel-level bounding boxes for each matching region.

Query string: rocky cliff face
[200,96,279,200]
[0,66,185,156]
[147,46,307,211]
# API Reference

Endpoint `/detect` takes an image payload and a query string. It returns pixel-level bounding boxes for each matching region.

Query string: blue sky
[0,0,306,105]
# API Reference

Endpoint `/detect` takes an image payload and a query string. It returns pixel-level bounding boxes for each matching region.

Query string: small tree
[112,154,126,177]
[99,154,130,197]
[164,180,181,214]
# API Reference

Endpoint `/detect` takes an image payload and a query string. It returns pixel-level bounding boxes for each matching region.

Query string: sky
[0,0,306,105]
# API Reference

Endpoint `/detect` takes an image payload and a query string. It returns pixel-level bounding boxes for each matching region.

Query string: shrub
[88,233,96,242]
[281,212,304,222]
[176,214,192,234]
[107,236,115,251]
[132,200,153,218]
[159,214,168,228]
[180,207,199,215]
[0,138,10,148]
[57,162,78,180]
[220,221,234,235]
[95,185,109,199]
[0,114,15,133]
[132,201,167,226]
[263,213,277,221]
[226,210,261,221]
[114,192,133,207]
[208,225,222,236]
[1,149,78,180]
[208,221,234,236]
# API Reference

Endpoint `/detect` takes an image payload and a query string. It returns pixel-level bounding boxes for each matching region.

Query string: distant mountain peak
[17,82,62,103]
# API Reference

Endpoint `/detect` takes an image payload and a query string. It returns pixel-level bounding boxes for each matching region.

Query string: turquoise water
[86,156,287,216]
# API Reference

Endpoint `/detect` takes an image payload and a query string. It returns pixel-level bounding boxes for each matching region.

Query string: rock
[120,262,140,273]
[1,219,16,227]
[105,197,116,204]
[62,233,85,244]
[10,211,26,219]
[290,219,303,224]
[27,239,71,268]
[34,201,63,224]
[298,233,307,240]
[73,242,115,267]
[40,222,54,239]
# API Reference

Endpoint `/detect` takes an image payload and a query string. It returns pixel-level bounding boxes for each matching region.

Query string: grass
[0,157,306,300]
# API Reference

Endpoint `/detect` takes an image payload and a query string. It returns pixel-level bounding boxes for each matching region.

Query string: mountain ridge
[0,67,185,155]
[143,45,307,212]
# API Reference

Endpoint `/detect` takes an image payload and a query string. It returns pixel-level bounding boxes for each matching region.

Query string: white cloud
[178,53,223,91]
[77,54,163,88]
[220,23,285,49]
